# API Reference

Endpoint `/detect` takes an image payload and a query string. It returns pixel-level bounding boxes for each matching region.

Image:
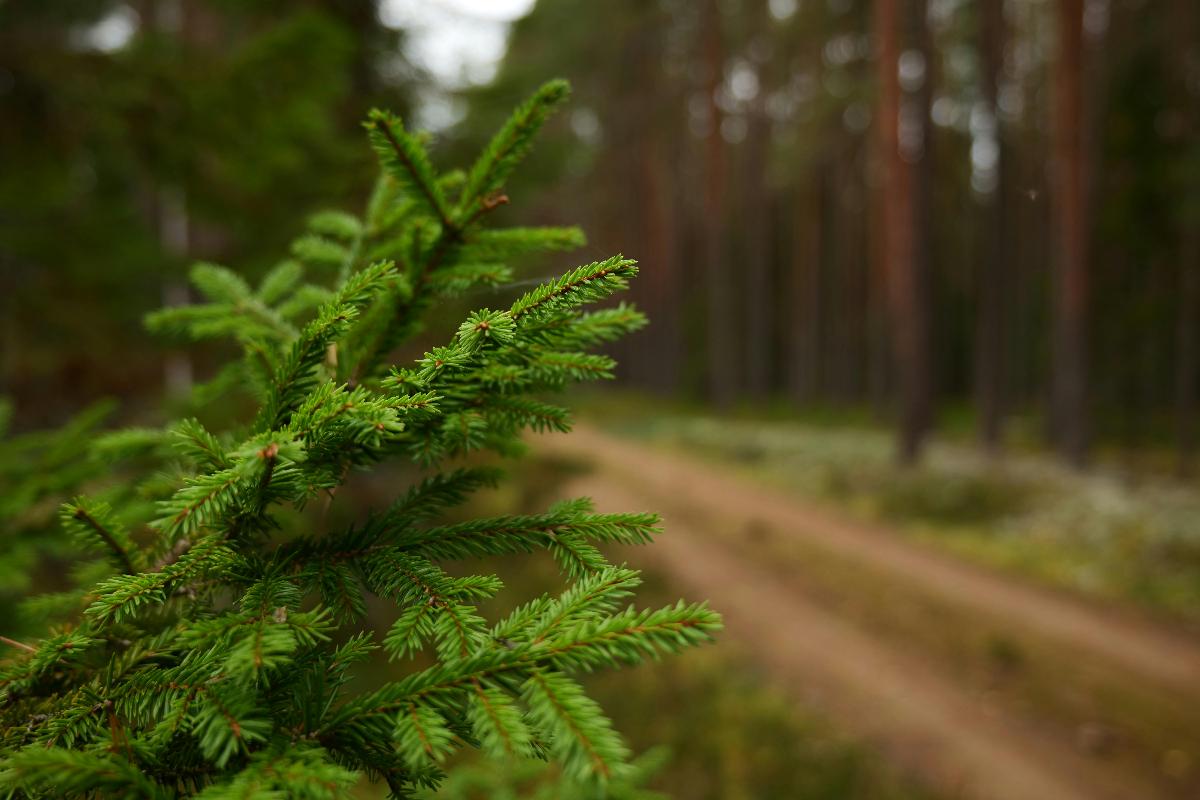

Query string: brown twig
[73,506,137,574]
[0,635,35,654]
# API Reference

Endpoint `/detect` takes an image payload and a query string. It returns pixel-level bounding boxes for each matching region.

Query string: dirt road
[537,426,1200,799]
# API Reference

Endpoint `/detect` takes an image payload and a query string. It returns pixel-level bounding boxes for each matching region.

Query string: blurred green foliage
[397,647,938,800]
[0,398,117,638]
[0,1,410,420]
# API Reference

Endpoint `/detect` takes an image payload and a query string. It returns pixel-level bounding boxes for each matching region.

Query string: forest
[4,0,1199,469]
[457,0,1200,469]
[2,0,1200,799]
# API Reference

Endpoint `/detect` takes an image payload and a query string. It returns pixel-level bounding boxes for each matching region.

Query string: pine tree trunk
[1173,0,1199,476]
[1015,114,1050,429]
[1179,238,1200,476]
[640,133,681,394]
[623,18,680,394]
[911,0,935,442]
[976,0,1008,452]
[876,0,925,464]
[1051,0,1088,467]
[788,178,823,404]
[834,144,855,402]
[744,104,773,398]
[867,135,890,417]
[158,188,193,398]
[848,159,872,408]
[147,0,195,399]
[701,0,736,408]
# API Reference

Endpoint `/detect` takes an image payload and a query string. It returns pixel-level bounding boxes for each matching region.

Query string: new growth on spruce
[0,80,720,798]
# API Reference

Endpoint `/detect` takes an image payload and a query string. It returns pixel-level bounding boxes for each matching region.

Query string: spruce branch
[365,110,454,231]
[0,79,719,798]
[61,499,138,574]
[510,256,640,323]
[522,669,626,782]
[460,79,571,211]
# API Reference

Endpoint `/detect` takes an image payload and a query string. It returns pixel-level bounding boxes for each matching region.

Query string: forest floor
[534,425,1200,800]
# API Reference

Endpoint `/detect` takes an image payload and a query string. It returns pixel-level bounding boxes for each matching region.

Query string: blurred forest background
[4,0,1200,470]
[460,0,1200,471]
[3,0,1200,798]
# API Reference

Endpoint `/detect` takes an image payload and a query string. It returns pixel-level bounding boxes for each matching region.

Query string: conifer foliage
[0,81,720,798]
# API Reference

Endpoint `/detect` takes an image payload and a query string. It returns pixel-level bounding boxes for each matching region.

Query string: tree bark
[976,0,1008,452]
[702,0,737,408]
[1172,0,1199,475]
[1051,0,1089,467]
[876,0,927,464]
[743,103,773,398]
[156,0,195,399]
[1179,240,1200,476]
[911,0,935,442]
[788,177,824,404]
[639,132,682,394]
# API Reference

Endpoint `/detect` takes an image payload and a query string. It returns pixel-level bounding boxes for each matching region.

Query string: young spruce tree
[0,81,720,798]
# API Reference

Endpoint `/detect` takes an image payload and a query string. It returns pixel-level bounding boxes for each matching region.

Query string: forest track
[537,425,1200,799]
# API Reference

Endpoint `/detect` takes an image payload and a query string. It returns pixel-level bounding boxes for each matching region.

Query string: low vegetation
[594,406,1200,623]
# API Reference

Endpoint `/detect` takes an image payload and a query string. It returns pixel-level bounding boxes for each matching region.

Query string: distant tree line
[0,0,412,421]
[458,0,1200,470]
